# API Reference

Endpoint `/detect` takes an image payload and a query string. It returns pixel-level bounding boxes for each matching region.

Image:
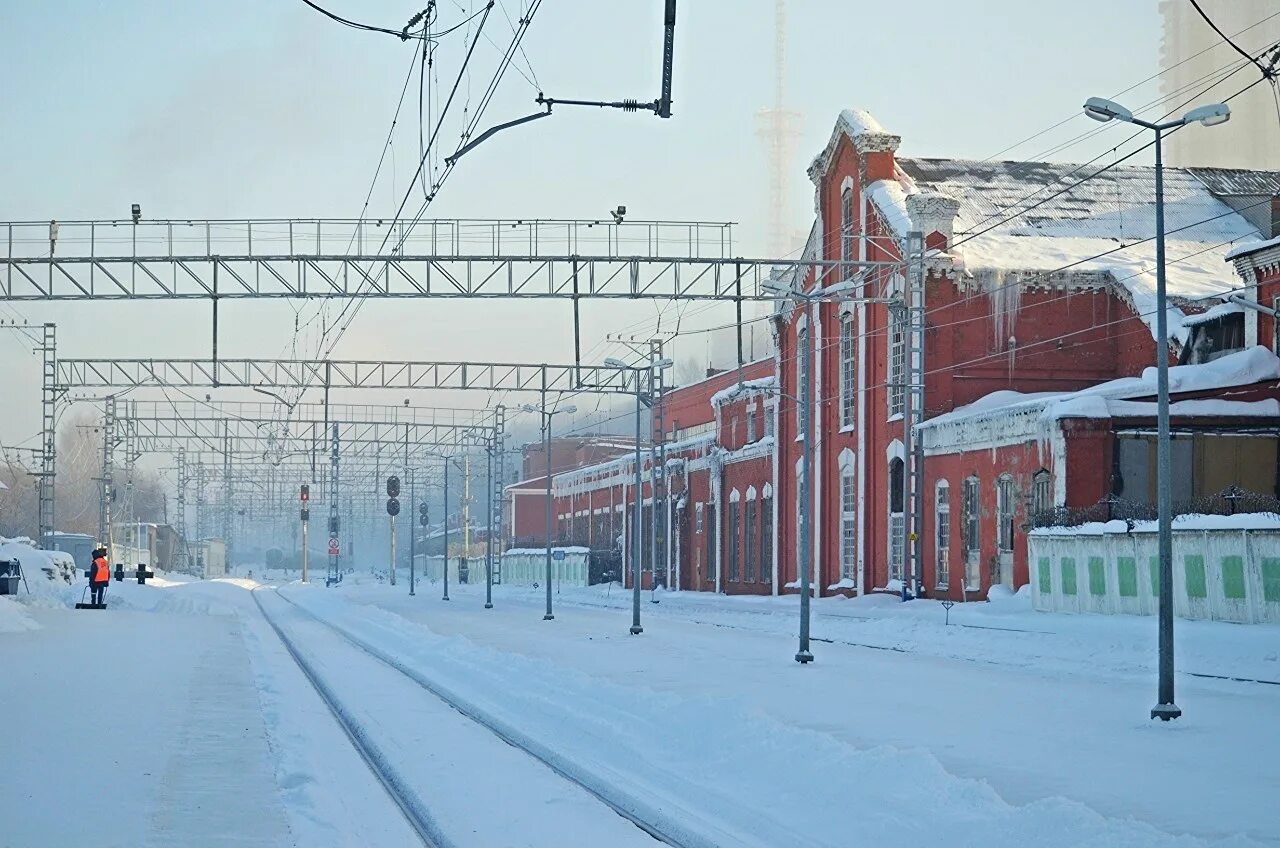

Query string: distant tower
[756,0,803,257]
[1160,0,1280,169]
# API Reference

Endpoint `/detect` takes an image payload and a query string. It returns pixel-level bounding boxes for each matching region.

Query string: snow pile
[0,596,39,632]
[0,536,83,608]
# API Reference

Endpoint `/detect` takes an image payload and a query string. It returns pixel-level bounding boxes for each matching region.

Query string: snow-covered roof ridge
[808,107,901,179]
[710,375,777,407]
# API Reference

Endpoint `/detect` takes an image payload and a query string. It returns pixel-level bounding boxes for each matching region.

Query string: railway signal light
[387,475,400,498]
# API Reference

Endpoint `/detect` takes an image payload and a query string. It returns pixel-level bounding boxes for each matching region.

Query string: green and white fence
[1029,524,1280,624]
[500,547,591,589]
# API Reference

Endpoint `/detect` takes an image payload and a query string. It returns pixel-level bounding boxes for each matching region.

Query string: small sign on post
[328,537,340,557]
[552,549,566,561]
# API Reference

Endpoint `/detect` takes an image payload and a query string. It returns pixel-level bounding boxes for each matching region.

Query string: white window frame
[840,183,855,280]
[795,318,808,435]
[1031,469,1052,519]
[888,304,906,418]
[934,480,950,588]
[839,449,856,582]
[996,475,1015,554]
[839,310,855,431]
[746,402,758,443]
[887,454,905,582]
[962,476,981,590]
[695,501,704,535]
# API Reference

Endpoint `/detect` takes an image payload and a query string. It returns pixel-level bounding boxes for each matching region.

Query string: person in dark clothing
[88,546,110,605]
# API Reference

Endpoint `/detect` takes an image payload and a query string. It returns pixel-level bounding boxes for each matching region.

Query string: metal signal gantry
[2,217,893,301]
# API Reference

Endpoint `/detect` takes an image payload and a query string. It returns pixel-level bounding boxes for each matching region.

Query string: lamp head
[762,279,792,296]
[603,357,629,369]
[520,403,539,414]
[559,404,577,415]
[1083,97,1133,123]
[1182,103,1230,127]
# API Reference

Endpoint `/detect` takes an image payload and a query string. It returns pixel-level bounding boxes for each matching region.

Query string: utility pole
[442,456,450,601]
[631,384,644,634]
[300,483,310,583]
[796,296,814,663]
[98,395,116,552]
[408,467,416,596]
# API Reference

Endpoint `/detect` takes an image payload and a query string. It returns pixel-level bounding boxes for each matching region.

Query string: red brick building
[536,360,776,593]
[773,108,1280,600]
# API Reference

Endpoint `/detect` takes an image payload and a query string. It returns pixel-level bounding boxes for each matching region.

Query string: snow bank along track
[254,588,696,848]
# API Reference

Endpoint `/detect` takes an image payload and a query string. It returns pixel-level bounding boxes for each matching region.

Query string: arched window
[888,457,905,581]
[839,450,856,583]
[996,475,1016,554]
[761,483,774,585]
[728,488,741,583]
[1031,469,1053,519]
[935,480,950,588]
[840,310,856,429]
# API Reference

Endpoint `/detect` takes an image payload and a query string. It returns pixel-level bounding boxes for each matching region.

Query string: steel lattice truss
[1,217,896,301]
[59,358,643,393]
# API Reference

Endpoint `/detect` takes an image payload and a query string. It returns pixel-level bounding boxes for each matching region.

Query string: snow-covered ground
[2,544,1277,847]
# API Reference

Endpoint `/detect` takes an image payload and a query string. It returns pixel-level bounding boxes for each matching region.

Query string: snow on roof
[1181,300,1245,327]
[710,376,777,406]
[1226,233,1280,261]
[892,157,1266,344]
[808,110,1271,345]
[919,346,1280,431]
[1049,396,1280,421]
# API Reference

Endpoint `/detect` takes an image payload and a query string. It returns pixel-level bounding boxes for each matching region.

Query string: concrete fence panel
[1030,525,1280,624]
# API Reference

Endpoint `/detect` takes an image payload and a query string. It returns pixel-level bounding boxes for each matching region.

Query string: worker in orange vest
[88,546,110,605]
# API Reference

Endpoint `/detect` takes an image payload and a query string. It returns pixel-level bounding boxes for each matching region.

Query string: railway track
[253,587,697,848]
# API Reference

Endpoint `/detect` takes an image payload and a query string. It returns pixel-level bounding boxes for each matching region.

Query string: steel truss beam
[3,217,898,301]
[59,358,644,394]
[121,415,493,452]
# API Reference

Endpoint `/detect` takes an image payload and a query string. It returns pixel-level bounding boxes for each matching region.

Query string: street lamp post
[521,396,576,622]
[1084,96,1229,721]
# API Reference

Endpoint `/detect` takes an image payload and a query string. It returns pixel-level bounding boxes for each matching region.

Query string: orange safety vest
[93,556,110,584]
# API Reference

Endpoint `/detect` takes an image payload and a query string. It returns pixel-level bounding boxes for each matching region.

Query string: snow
[1182,300,1246,327]
[1032,511,1280,535]
[320,579,1280,846]
[920,346,1280,433]
[709,375,777,406]
[866,178,914,237]
[3,565,1277,845]
[1226,233,1280,260]
[0,595,39,632]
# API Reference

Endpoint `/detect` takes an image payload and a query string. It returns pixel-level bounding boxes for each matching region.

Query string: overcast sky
[1,0,1170,449]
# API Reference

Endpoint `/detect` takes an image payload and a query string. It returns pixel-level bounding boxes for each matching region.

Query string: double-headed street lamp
[604,355,672,636]
[1083,96,1229,722]
[520,401,577,621]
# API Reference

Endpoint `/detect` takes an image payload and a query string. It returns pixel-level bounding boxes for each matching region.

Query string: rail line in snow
[251,589,453,848]
[256,587,695,848]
